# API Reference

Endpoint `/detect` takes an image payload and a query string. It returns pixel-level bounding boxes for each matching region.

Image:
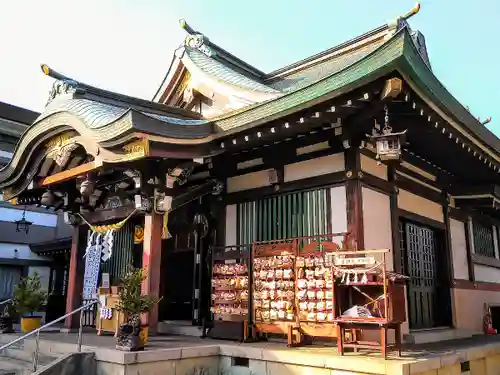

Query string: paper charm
[361,272,368,284]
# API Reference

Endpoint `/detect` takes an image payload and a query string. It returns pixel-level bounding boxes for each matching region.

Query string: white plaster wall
[284,153,344,182]
[397,189,444,223]
[225,205,237,246]
[362,187,394,271]
[450,218,469,280]
[474,264,500,284]
[360,154,387,180]
[0,243,50,261]
[227,170,271,193]
[330,186,347,246]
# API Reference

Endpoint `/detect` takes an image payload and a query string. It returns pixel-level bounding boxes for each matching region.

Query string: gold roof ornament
[401,2,421,21]
[179,19,215,57]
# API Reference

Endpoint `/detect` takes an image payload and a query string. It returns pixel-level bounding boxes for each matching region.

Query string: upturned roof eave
[395,32,500,157]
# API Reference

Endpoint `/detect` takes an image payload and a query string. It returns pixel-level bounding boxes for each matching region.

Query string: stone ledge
[16,335,500,374]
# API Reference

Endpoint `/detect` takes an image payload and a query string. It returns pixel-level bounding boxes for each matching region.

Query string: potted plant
[12,273,47,333]
[115,266,158,351]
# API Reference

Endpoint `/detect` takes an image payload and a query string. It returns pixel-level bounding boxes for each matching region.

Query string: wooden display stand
[332,249,407,358]
[207,245,251,341]
[291,233,347,345]
[252,239,298,346]
[96,287,126,337]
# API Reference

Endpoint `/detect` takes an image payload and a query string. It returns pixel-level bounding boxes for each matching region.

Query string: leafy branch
[114,266,160,326]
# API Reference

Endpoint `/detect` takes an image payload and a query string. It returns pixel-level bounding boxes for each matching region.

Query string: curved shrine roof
[3,3,500,197]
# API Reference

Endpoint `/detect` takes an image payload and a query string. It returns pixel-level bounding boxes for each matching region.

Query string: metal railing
[0,299,12,306]
[0,299,100,372]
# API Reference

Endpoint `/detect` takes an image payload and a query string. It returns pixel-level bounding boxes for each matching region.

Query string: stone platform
[0,331,499,375]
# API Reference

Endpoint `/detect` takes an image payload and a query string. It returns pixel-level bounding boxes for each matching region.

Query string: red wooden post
[141,213,163,334]
[64,226,85,329]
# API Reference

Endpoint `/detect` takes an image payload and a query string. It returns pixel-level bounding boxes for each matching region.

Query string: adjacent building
[0,101,73,322]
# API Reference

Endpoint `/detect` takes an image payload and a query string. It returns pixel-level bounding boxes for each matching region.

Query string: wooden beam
[380,78,403,101]
[344,146,364,249]
[40,161,100,186]
[224,171,345,205]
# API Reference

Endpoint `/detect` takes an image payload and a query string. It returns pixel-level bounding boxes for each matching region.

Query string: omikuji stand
[332,249,407,358]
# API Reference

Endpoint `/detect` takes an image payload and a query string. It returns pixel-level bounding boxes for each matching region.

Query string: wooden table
[334,319,402,359]
[96,294,125,337]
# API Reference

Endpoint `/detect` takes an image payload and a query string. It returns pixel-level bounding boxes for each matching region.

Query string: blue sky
[1,0,499,133]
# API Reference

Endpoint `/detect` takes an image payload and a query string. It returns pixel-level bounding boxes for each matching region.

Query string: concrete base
[0,332,500,375]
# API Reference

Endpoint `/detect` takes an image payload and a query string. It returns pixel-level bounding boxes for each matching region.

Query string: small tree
[12,273,47,317]
[115,266,158,328]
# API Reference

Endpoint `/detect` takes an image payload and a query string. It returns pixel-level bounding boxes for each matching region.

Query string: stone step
[0,355,34,375]
[404,328,475,344]
[0,347,56,366]
[158,321,203,337]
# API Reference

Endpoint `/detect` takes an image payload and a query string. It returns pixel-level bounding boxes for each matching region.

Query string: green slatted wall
[237,188,330,245]
[100,221,135,285]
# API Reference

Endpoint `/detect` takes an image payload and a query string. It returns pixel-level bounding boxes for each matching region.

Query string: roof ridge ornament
[179,19,215,58]
[387,3,431,71]
[393,2,421,30]
[401,2,421,21]
[40,64,85,107]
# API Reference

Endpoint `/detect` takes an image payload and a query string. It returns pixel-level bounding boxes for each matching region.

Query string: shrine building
[1,4,499,344]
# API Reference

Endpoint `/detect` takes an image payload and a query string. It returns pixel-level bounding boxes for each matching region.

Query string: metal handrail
[0,299,12,306]
[0,299,100,372]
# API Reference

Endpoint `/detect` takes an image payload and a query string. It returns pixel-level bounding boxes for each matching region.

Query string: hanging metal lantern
[15,210,32,234]
[368,105,407,162]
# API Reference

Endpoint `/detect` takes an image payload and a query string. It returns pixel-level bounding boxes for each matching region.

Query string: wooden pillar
[388,165,402,272]
[441,192,455,326]
[345,147,364,249]
[142,213,163,334]
[442,192,455,286]
[64,225,86,329]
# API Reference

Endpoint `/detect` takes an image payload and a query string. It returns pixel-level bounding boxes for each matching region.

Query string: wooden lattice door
[400,221,451,329]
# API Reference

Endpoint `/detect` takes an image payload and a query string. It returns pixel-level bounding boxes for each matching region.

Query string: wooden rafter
[40,161,101,186]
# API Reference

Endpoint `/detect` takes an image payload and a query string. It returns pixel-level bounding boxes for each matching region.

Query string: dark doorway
[161,248,195,321]
[46,255,69,323]
[159,205,197,322]
[400,220,452,329]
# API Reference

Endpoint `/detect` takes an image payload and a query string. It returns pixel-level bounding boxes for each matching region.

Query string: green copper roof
[213,30,405,133]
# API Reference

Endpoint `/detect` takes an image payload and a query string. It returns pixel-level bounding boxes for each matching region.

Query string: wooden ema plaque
[251,238,296,345]
[207,244,251,341]
[251,233,349,347]
[291,235,346,346]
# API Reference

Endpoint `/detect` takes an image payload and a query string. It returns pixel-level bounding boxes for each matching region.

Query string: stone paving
[1,329,497,360]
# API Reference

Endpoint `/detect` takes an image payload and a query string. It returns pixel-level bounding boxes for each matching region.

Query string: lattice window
[472,221,495,258]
